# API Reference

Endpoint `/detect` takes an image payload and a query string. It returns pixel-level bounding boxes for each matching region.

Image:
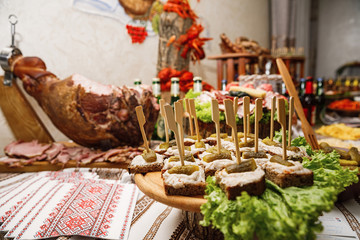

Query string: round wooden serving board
[134,172,206,212]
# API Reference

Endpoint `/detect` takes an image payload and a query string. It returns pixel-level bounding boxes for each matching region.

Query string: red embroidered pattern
[15,184,63,240]
[119,184,137,240]
[34,181,124,238]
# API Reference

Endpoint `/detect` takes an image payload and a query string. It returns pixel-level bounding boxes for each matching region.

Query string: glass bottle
[193,76,202,93]
[316,77,325,123]
[152,77,161,102]
[299,78,306,103]
[221,79,227,91]
[151,77,166,141]
[353,77,359,92]
[303,77,317,126]
[134,78,142,91]
[170,77,180,105]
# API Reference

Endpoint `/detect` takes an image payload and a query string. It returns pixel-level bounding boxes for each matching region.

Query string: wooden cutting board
[134,172,206,212]
[0,76,53,143]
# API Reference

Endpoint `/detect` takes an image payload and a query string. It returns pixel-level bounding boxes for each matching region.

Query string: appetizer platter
[133,95,359,239]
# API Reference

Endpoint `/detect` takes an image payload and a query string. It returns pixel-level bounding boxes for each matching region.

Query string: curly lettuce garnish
[200,136,359,240]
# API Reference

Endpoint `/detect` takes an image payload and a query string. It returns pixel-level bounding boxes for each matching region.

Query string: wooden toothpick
[189,99,201,142]
[255,98,263,153]
[232,97,239,142]
[185,98,194,136]
[288,97,294,147]
[211,99,222,154]
[175,101,185,156]
[224,99,241,164]
[159,99,169,143]
[277,98,287,161]
[135,106,150,152]
[270,96,276,141]
[164,105,185,166]
[243,96,250,143]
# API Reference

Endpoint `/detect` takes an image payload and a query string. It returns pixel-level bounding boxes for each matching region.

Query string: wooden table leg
[217,60,223,90]
[238,58,246,76]
[227,58,234,83]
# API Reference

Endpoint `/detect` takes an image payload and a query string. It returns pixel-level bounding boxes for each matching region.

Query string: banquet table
[0,169,359,240]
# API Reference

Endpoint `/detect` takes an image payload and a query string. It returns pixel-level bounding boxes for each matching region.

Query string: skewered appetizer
[163,165,206,196]
[129,149,164,174]
[215,158,266,200]
[264,155,313,188]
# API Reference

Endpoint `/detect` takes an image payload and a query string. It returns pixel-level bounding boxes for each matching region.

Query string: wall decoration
[73,0,164,43]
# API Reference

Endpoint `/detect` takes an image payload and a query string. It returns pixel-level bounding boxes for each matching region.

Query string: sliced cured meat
[45,143,64,161]
[4,140,51,159]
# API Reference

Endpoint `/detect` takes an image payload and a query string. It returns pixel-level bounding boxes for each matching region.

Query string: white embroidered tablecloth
[0,170,359,240]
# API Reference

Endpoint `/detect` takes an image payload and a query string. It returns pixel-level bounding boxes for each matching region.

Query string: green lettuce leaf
[200,136,359,240]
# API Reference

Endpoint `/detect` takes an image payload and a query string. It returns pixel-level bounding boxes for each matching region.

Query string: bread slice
[215,167,266,200]
[128,154,164,174]
[265,161,313,188]
[163,167,206,196]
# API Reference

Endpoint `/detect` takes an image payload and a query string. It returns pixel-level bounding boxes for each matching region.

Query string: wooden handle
[164,105,184,165]
[185,98,194,136]
[254,98,263,152]
[160,99,169,143]
[211,99,221,153]
[276,58,308,129]
[189,99,201,142]
[243,96,250,143]
[224,99,241,164]
[277,98,287,161]
[270,96,276,141]
[135,106,150,151]
[0,77,54,143]
[288,97,294,147]
[175,101,185,157]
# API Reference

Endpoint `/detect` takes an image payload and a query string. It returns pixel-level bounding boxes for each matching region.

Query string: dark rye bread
[128,162,163,174]
[164,182,206,196]
[265,167,313,188]
[205,169,218,178]
[216,173,266,200]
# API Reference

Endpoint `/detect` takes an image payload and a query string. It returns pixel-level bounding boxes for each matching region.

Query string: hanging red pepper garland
[126,25,148,44]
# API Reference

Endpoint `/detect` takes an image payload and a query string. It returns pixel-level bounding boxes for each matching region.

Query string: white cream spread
[130,153,164,166]
[154,145,168,154]
[253,154,272,169]
[163,168,205,189]
[259,141,308,159]
[183,138,196,145]
[265,160,312,175]
[216,167,265,188]
[163,147,191,157]
[190,143,209,156]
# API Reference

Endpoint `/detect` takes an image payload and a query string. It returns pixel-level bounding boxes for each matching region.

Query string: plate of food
[327,99,360,116]
[131,97,359,240]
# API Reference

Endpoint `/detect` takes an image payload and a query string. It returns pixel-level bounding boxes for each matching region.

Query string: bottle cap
[152,77,160,84]
[193,76,202,82]
[171,77,179,82]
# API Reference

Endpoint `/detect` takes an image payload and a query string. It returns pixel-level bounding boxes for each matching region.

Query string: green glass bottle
[193,76,202,93]
[170,77,180,105]
[152,77,161,102]
[151,78,166,141]
[134,78,142,91]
